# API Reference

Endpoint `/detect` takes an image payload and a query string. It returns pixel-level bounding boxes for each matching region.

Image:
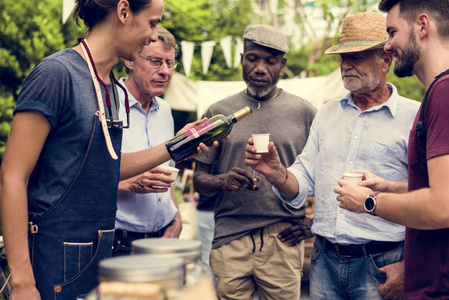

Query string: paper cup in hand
[342,172,363,184]
[166,166,180,180]
[252,133,270,153]
[152,166,178,188]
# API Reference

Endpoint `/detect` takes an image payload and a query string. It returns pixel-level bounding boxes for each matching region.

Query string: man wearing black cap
[245,12,419,300]
[194,24,316,299]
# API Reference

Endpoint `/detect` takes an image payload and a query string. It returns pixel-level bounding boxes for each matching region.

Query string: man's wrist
[117,180,131,194]
[214,174,227,191]
[278,165,289,187]
[268,165,287,187]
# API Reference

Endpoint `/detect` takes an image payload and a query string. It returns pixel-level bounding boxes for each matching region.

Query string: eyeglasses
[139,55,178,69]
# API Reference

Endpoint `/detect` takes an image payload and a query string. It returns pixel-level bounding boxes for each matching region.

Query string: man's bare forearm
[193,170,226,196]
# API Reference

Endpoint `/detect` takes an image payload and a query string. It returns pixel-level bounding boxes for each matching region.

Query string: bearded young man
[193,24,316,300]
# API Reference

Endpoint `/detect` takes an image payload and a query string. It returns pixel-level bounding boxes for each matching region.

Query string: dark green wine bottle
[166,106,252,162]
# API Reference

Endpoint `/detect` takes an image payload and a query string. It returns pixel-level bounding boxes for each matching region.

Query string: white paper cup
[252,133,270,153]
[152,166,179,188]
[166,166,180,180]
[342,172,363,184]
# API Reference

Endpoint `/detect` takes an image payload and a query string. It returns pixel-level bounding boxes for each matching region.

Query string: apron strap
[80,40,119,160]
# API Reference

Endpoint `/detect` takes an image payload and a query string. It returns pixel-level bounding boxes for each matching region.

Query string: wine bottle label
[186,119,215,139]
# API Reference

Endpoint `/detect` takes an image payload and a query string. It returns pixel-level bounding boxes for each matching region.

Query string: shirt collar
[340,83,399,117]
[118,77,160,112]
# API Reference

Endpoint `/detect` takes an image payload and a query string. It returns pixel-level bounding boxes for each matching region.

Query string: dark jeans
[112,228,166,257]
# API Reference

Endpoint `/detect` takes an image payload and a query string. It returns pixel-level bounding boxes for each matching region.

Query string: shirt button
[159,198,162,202]
[354,136,358,140]
[349,161,353,165]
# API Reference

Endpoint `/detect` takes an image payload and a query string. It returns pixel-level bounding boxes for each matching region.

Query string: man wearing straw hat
[334,1,449,298]
[245,12,419,299]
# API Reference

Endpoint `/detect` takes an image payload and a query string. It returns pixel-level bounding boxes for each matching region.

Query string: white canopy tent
[163,68,349,118]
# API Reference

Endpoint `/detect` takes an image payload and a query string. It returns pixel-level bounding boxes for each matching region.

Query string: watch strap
[364,195,377,216]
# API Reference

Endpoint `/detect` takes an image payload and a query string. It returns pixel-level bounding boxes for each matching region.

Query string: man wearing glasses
[112,27,182,256]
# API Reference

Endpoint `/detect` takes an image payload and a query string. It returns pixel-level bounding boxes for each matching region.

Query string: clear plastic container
[91,254,185,300]
[131,239,214,288]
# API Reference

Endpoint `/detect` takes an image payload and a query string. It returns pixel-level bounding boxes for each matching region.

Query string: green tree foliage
[160,0,255,81]
[0,93,14,157]
[0,0,84,158]
[0,0,427,161]
[387,69,425,102]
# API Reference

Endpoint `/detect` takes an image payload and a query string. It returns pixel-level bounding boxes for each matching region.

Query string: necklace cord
[79,38,130,120]
[245,88,281,110]
[80,39,112,116]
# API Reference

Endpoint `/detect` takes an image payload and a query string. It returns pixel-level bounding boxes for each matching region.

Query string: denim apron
[29,114,122,299]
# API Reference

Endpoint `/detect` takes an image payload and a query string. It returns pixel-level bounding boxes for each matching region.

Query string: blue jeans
[196,210,215,265]
[310,235,404,300]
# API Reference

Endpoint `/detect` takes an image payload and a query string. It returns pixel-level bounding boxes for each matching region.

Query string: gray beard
[246,83,275,99]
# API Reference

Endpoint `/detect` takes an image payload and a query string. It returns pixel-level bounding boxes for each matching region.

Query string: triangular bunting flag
[180,41,195,77]
[201,41,216,75]
[220,36,233,68]
[233,37,243,68]
[62,0,76,24]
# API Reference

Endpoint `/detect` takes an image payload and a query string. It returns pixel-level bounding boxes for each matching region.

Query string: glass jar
[131,239,214,288]
[89,255,185,300]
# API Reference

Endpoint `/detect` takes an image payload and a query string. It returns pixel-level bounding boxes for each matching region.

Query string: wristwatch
[364,195,377,215]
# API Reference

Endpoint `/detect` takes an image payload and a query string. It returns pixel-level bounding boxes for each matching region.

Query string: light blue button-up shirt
[274,83,420,244]
[115,78,177,233]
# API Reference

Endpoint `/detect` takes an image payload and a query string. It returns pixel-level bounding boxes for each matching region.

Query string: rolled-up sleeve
[272,115,320,209]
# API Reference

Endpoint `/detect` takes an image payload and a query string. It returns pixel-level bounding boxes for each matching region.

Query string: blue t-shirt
[14,48,121,221]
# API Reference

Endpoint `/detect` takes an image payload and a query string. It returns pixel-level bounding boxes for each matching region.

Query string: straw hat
[325,12,388,55]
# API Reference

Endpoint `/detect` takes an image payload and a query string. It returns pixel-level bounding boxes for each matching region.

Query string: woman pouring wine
[0,0,218,299]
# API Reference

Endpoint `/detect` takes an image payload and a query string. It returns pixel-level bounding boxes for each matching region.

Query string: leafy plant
[0,0,85,161]
[0,0,426,162]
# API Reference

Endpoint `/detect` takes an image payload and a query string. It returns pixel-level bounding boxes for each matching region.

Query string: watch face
[365,197,375,211]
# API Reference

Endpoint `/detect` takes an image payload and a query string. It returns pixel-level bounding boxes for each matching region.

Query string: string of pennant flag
[180,36,243,77]
[62,0,243,78]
